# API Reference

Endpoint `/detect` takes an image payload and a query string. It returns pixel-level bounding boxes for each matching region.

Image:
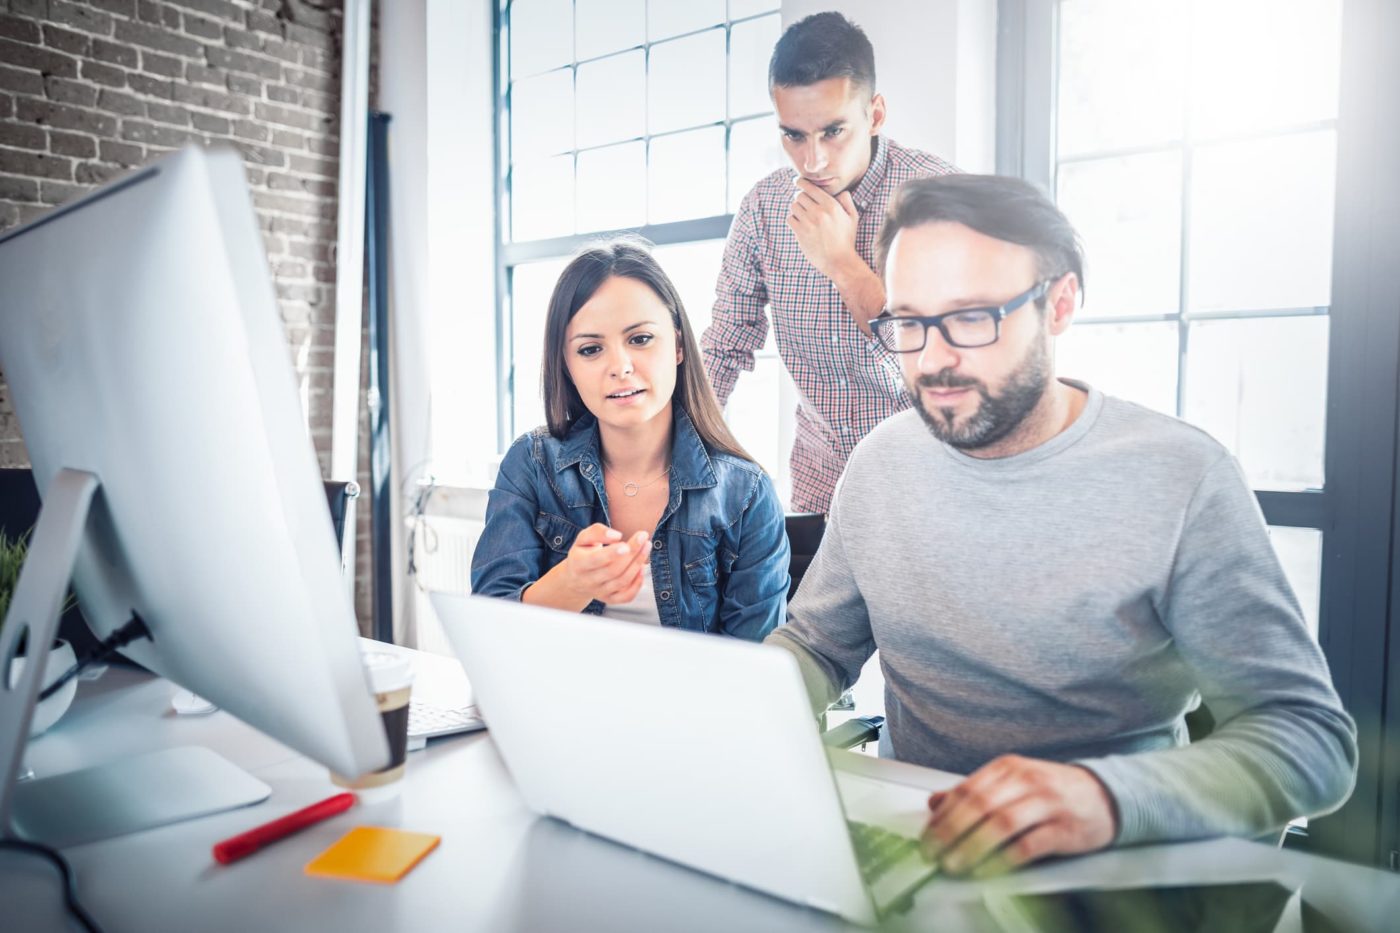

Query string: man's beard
[908,335,1051,450]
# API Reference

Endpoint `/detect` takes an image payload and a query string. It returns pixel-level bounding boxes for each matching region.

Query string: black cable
[38,612,152,703]
[0,838,105,933]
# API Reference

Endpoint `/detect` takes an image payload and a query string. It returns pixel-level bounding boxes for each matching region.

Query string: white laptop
[432,592,939,926]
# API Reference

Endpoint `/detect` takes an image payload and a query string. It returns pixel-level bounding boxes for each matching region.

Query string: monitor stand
[0,468,270,848]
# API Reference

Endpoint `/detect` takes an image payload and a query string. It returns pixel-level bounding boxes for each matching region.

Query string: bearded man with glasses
[766,174,1357,878]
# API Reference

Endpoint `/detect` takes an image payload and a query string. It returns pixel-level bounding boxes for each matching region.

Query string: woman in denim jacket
[471,240,790,639]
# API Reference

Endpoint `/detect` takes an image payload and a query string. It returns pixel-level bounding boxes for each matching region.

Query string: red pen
[212,792,357,865]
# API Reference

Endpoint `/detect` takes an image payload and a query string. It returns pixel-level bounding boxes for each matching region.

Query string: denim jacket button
[653,539,664,550]
[659,590,671,601]
[552,536,563,547]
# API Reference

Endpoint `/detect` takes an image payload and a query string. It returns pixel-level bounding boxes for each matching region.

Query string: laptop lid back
[434,593,874,923]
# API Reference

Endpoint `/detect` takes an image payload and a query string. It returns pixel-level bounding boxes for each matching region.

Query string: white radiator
[410,514,485,594]
[406,486,488,657]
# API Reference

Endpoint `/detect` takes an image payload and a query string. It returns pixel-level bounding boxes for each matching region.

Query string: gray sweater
[768,384,1358,845]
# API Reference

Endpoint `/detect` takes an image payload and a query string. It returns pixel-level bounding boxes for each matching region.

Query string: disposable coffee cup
[332,650,414,799]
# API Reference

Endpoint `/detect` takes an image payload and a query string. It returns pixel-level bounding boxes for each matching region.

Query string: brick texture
[0,0,379,631]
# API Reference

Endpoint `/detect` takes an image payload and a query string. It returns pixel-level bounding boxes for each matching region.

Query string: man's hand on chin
[787,176,860,280]
[919,755,1119,877]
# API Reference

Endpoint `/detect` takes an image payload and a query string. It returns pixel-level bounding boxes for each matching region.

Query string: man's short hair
[875,175,1086,297]
[768,12,875,94]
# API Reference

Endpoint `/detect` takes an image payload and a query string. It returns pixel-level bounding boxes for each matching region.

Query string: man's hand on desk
[919,755,1118,878]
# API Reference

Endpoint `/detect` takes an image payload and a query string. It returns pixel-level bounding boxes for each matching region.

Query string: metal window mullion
[1056,139,1184,167]
[996,0,1055,187]
[570,0,580,238]
[1255,490,1326,530]
[502,214,735,266]
[1067,306,1331,329]
[557,14,769,73]
[1057,118,1339,168]
[723,2,732,216]
[1173,0,1196,422]
[496,0,512,450]
[1185,305,1330,322]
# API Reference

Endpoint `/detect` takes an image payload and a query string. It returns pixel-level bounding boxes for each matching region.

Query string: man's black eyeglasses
[871,279,1054,352]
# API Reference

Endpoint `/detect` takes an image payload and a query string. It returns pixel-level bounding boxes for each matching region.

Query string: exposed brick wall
[0,0,377,630]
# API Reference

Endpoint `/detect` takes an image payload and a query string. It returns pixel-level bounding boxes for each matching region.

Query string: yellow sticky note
[304,826,440,884]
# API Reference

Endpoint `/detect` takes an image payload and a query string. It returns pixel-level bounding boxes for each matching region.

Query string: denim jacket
[471,409,790,640]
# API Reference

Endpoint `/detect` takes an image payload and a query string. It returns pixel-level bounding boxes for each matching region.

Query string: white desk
[5,667,1399,932]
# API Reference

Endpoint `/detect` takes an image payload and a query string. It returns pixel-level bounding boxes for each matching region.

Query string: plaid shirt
[701,136,958,512]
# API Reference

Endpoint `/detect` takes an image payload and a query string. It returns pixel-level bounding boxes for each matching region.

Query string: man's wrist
[830,255,885,328]
[1074,763,1123,845]
[828,251,872,292]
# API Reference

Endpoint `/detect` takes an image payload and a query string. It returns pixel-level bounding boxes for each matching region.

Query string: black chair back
[784,512,827,601]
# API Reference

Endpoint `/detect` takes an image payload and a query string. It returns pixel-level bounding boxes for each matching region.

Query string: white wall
[782,0,997,172]
[378,0,497,645]
[426,0,499,484]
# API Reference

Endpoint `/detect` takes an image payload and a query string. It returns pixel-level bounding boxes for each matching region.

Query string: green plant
[0,527,28,629]
[0,527,76,637]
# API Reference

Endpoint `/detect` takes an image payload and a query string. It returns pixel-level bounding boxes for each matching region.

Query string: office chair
[785,512,827,601]
[323,479,360,578]
[783,512,884,751]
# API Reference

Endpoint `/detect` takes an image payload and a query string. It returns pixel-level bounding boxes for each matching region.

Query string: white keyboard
[407,699,485,752]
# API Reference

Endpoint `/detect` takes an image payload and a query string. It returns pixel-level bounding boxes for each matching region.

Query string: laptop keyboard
[847,820,921,884]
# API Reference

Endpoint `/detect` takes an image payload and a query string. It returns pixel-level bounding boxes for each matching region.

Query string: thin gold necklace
[604,463,671,497]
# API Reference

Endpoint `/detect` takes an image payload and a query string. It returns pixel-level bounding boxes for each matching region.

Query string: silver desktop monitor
[0,145,388,845]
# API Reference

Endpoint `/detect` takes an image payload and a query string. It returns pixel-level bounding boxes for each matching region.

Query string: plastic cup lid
[361,650,414,693]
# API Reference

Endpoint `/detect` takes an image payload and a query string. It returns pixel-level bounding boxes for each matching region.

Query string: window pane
[577,141,646,232]
[576,0,644,61]
[577,51,646,149]
[648,29,727,134]
[1187,130,1336,314]
[728,116,785,212]
[1057,0,1186,156]
[509,0,573,78]
[509,257,571,437]
[1057,151,1181,319]
[510,69,573,159]
[1189,0,1341,139]
[1056,321,1178,417]
[729,0,779,18]
[646,0,725,41]
[649,126,725,224]
[651,239,724,337]
[729,14,780,120]
[511,155,574,241]
[1183,316,1328,491]
[1268,526,1322,638]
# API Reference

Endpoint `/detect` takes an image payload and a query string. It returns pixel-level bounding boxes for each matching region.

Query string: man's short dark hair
[768,12,875,94]
[875,175,1086,298]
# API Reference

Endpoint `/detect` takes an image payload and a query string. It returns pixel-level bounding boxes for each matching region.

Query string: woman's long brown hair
[540,237,756,464]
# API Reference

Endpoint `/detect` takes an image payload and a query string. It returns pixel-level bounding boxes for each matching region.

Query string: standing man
[767,174,1357,873]
[701,12,956,513]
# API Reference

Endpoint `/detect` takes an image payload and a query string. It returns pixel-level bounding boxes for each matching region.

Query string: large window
[1001,0,1400,867]
[499,0,791,495]
[1007,0,1342,636]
